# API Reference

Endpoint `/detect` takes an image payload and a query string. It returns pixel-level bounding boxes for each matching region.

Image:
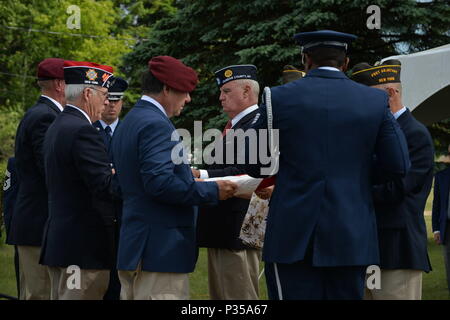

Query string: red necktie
[222,120,232,136]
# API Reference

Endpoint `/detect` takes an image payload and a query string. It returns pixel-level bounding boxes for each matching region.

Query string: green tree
[123,0,450,134]
[0,0,136,110]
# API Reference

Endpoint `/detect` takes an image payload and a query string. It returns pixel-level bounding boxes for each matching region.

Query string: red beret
[149,56,198,92]
[37,58,65,80]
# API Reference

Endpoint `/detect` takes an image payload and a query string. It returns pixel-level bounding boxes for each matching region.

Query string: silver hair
[235,79,260,98]
[37,80,53,91]
[65,84,93,102]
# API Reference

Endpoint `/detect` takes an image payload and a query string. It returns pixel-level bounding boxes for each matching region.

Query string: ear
[56,79,65,92]
[83,87,92,101]
[243,84,251,97]
[341,57,350,72]
[163,84,171,96]
[303,54,313,71]
[386,87,397,98]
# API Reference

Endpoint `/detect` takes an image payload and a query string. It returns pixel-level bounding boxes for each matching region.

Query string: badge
[102,73,109,83]
[224,69,233,78]
[3,169,11,191]
[86,69,98,81]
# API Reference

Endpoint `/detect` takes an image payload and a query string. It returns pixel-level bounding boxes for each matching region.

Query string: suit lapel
[138,99,177,132]
[396,109,411,128]
[232,109,259,130]
[64,105,91,123]
[39,96,62,114]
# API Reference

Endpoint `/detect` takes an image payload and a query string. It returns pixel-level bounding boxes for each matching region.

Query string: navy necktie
[104,126,112,149]
[105,125,112,137]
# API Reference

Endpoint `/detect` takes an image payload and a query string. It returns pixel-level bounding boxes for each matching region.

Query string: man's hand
[434,232,441,245]
[191,168,200,178]
[216,180,238,200]
[255,186,274,200]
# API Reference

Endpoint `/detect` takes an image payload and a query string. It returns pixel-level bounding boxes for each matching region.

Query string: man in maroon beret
[112,56,238,300]
[7,58,65,299]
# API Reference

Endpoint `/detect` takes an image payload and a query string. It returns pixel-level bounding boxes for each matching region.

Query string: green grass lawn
[0,232,268,300]
[0,203,447,300]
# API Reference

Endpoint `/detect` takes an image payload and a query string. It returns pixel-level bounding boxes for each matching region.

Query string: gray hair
[37,80,53,91]
[65,84,92,103]
[235,79,260,98]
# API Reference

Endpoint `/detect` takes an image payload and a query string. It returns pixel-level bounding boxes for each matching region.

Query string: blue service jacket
[244,68,410,267]
[112,99,218,273]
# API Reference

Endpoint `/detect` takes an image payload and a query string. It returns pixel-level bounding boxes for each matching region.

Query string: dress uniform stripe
[273,263,283,300]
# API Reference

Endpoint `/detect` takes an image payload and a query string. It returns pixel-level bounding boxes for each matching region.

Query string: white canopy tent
[381,44,450,125]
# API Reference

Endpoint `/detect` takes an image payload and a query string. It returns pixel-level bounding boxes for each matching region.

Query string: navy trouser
[265,261,367,300]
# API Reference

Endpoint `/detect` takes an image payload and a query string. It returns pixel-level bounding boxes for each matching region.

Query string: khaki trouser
[207,248,261,300]
[118,262,189,300]
[364,269,423,300]
[47,266,109,300]
[17,246,51,300]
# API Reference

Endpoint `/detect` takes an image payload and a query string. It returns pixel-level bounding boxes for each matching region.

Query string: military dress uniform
[92,77,128,300]
[242,30,410,300]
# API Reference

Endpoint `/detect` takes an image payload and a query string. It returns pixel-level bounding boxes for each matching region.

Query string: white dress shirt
[318,66,340,72]
[41,95,63,112]
[66,104,91,124]
[141,95,167,118]
[199,104,259,179]
[393,106,407,120]
[99,118,119,135]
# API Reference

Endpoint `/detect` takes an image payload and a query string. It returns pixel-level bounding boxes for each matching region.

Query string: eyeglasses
[87,87,108,99]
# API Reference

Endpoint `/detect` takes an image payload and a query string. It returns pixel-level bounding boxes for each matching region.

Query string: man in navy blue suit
[432,150,450,292]
[112,56,237,300]
[93,77,128,156]
[7,58,65,300]
[93,77,128,300]
[243,30,410,300]
[195,65,262,300]
[41,60,118,300]
[352,60,434,300]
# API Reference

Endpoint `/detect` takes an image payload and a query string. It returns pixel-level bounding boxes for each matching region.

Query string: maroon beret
[37,58,65,80]
[148,56,198,92]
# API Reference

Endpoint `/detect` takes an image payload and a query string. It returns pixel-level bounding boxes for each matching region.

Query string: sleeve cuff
[433,231,441,234]
[199,170,209,179]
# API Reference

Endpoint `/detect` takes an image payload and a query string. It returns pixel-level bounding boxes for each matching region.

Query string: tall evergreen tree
[122,0,450,132]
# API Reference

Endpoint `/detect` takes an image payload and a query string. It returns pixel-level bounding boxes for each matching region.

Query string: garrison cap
[351,59,401,86]
[214,64,257,87]
[282,65,305,84]
[64,61,115,88]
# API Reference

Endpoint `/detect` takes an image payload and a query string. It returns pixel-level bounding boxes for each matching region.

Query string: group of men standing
[1,29,440,300]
